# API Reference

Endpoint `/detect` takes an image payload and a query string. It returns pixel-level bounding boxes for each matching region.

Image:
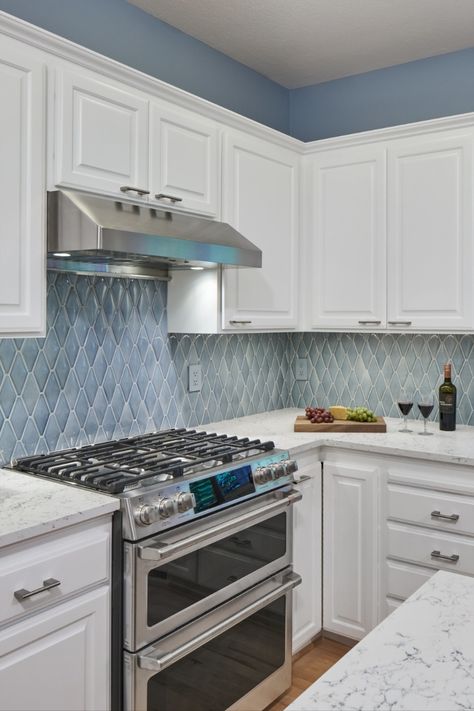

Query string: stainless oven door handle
[138,488,302,561]
[137,571,301,673]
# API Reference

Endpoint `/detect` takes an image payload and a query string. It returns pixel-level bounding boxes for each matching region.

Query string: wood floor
[266,637,351,711]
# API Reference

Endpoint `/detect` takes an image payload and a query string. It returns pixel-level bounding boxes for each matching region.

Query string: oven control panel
[131,451,298,533]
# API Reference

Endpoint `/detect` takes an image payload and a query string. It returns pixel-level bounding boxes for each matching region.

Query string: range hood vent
[47,190,262,279]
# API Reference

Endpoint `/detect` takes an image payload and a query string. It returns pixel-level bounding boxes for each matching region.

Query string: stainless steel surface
[388,320,413,326]
[14,578,61,601]
[431,550,460,562]
[120,186,150,196]
[47,189,262,277]
[295,474,312,484]
[229,319,253,325]
[155,193,183,203]
[137,571,300,672]
[358,320,382,325]
[431,510,460,522]
[137,488,301,562]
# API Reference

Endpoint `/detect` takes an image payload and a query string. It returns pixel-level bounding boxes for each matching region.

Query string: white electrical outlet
[295,358,308,381]
[188,364,202,392]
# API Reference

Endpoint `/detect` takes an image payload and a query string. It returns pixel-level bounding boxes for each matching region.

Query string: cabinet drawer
[385,558,434,600]
[387,520,474,574]
[388,483,474,536]
[0,519,110,627]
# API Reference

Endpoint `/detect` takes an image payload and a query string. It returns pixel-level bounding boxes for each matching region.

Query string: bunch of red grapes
[305,406,334,424]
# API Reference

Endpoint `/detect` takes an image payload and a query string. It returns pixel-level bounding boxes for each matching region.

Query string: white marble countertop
[285,570,474,711]
[0,469,119,549]
[202,408,474,466]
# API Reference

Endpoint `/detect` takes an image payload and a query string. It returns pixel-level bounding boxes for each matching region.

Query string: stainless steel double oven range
[13,428,301,711]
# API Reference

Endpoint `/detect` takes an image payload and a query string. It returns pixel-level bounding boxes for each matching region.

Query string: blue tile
[0,377,16,417]
[10,355,28,394]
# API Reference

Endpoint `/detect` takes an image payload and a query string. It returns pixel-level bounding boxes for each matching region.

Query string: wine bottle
[439,363,457,431]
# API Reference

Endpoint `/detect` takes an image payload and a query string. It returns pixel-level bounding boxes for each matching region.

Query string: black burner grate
[12,429,275,494]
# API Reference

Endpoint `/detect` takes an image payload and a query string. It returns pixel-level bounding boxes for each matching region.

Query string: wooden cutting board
[294,416,387,433]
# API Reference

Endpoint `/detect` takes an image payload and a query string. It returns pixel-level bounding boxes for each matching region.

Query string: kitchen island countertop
[0,468,119,548]
[202,407,474,466]
[285,570,474,711]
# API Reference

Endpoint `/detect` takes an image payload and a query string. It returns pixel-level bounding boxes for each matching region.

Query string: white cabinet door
[323,458,379,640]
[0,586,109,711]
[222,132,299,330]
[309,145,386,329]
[0,35,46,337]
[55,68,149,195]
[150,103,219,216]
[292,465,322,653]
[387,130,474,330]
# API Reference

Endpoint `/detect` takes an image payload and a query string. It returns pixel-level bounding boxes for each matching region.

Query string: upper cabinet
[221,132,299,330]
[0,35,46,338]
[305,126,474,332]
[54,67,219,216]
[387,130,474,331]
[309,145,386,329]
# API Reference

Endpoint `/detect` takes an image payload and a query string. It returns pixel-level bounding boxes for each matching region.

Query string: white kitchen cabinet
[308,144,386,329]
[0,34,46,337]
[221,131,299,330]
[387,129,474,330]
[54,67,149,195]
[0,518,112,711]
[292,453,322,653]
[0,586,109,711]
[323,453,380,640]
[150,102,219,216]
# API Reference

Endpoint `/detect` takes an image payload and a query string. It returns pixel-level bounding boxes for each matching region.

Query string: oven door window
[147,597,286,711]
[147,512,287,626]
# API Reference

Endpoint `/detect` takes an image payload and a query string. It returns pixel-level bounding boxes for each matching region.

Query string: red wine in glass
[397,398,413,432]
[417,399,434,436]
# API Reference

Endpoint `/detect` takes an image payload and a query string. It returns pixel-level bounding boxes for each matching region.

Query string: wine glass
[417,395,434,436]
[397,393,413,433]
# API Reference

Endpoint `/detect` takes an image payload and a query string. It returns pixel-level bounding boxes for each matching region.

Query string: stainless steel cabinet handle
[388,321,412,326]
[431,510,460,522]
[155,193,183,203]
[120,186,150,196]
[229,320,252,325]
[14,578,61,601]
[431,550,459,563]
[358,320,382,325]
[137,571,301,672]
[138,489,302,562]
[295,474,312,484]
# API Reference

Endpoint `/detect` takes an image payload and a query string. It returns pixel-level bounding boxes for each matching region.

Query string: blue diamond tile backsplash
[1,273,474,464]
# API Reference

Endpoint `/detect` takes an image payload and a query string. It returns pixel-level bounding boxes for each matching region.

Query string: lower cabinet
[323,453,380,641]
[292,454,322,652]
[0,586,109,711]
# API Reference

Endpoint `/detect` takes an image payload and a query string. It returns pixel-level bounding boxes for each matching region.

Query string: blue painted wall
[290,48,474,141]
[0,0,289,133]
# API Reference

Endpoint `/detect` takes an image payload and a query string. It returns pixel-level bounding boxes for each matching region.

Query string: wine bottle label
[439,393,456,413]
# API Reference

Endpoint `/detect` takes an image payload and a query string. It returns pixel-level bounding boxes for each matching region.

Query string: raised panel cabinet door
[0,35,46,337]
[292,470,322,653]
[222,132,299,329]
[310,145,387,329]
[0,586,109,711]
[55,69,149,194]
[150,103,219,216]
[323,460,379,640]
[387,130,474,330]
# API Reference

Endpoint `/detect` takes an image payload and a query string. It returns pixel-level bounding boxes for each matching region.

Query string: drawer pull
[388,321,412,326]
[229,320,252,325]
[155,193,183,203]
[358,320,382,325]
[120,186,150,196]
[14,578,61,601]
[431,550,459,563]
[431,510,459,522]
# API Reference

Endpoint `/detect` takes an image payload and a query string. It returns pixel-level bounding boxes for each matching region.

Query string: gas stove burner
[11,428,276,495]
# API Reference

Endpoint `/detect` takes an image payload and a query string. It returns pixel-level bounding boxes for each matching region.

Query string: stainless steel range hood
[47,189,262,279]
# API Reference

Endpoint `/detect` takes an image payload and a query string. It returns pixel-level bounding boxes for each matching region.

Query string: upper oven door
[124,487,301,651]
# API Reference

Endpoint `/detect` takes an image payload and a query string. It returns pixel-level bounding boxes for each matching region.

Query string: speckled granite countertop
[202,408,474,466]
[0,469,119,548]
[285,571,474,711]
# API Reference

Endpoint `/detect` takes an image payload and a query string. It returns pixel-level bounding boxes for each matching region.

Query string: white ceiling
[128,0,474,88]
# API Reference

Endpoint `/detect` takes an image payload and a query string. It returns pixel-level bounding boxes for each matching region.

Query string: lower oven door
[124,568,301,711]
[124,487,301,651]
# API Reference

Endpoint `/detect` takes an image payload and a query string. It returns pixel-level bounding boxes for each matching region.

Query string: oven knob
[134,504,160,526]
[274,464,286,479]
[175,492,196,513]
[284,459,298,476]
[158,497,177,519]
[254,467,272,485]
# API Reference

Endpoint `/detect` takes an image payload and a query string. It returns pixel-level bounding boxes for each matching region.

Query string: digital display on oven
[189,465,256,513]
